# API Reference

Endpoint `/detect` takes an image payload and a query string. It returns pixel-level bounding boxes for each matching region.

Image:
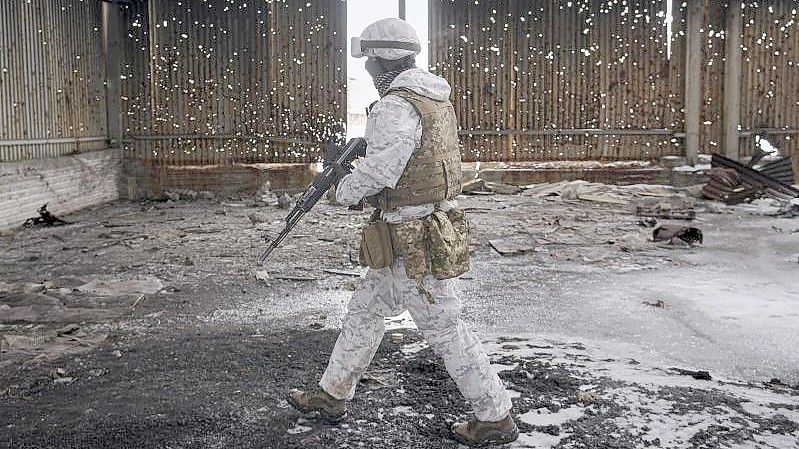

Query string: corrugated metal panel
[739,2,799,161]
[120,0,347,166]
[0,0,107,162]
[430,0,683,162]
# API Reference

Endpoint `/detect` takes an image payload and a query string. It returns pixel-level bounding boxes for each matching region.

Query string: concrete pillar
[722,0,742,161]
[399,0,406,20]
[102,1,122,149]
[683,0,703,166]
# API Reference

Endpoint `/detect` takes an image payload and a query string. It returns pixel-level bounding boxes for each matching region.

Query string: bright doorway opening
[346,0,429,138]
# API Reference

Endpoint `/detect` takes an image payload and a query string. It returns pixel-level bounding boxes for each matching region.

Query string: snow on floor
[483,335,799,449]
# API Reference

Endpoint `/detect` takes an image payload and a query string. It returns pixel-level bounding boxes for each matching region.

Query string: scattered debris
[702,167,762,205]
[163,189,200,201]
[0,277,165,324]
[707,154,799,203]
[643,300,666,308]
[671,368,712,381]
[523,180,675,205]
[273,275,319,282]
[576,390,601,404]
[488,238,538,256]
[322,268,364,277]
[635,200,696,220]
[254,269,270,282]
[636,217,658,228]
[277,193,293,209]
[775,198,799,218]
[1,324,109,364]
[485,182,523,195]
[23,204,69,227]
[247,212,269,224]
[653,225,703,246]
[756,156,794,185]
[76,277,165,296]
[462,178,492,195]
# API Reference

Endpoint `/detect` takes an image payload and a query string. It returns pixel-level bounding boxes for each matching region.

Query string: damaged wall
[0,150,121,230]
[117,0,347,197]
[0,0,108,162]
[429,0,684,162]
[429,0,799,174]
[119,0,347,166]
[0,0,119,230]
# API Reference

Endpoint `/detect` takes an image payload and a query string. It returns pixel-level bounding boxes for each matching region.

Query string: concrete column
[102,1,122,149]
[683,0,703,166]
[399,0,406,20]
[722,0,742,161]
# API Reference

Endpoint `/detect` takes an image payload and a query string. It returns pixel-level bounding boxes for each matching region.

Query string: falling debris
[23,204,68,228]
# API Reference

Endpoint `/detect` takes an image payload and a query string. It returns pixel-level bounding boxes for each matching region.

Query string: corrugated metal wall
[430,0,799,163]
[681,0,799,160]
[430,0,684,162]
[0,1,796,166]
[120,0,347,165]
[0,0,107,162]
[739,2,799,160]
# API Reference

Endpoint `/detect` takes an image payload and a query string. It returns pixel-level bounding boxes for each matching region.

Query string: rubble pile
[703,154,799,205]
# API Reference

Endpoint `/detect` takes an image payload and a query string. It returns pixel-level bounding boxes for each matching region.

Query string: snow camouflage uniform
[320,67,513,423]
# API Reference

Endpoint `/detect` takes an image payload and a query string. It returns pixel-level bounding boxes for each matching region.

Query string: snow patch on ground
[385,311,418,330]
[519,405,585,427]
[483,334,799,449]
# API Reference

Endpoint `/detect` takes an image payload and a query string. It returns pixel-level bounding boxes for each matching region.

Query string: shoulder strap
[386,88,449,117]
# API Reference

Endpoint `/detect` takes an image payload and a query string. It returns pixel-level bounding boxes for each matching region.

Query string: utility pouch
[359,218,394,269]
[427,209,470,280]
[389,219,429,280]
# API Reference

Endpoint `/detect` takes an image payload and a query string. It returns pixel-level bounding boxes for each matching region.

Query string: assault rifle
[259,137,367,263]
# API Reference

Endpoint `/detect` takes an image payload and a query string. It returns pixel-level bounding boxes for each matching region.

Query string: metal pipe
[458,129,676,136]
[103,1,122,148]
[0,136,107,147]
[126,134,318,145]
[683,1,703,165]
[722,0,742,161]
[738,129,799,137]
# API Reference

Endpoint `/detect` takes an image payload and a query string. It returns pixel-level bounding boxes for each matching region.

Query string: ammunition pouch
[358,209,470,280]
[427,209,470,279]
[359,216,394,270]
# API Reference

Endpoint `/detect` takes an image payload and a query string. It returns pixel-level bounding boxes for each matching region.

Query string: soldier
[288,18,518,447]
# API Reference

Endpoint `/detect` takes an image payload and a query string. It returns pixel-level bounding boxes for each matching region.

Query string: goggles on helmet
[350,36,421,58]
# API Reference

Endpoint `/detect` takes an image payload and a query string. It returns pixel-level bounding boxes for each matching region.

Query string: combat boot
[450,414,519,447]
[287,387,348,423]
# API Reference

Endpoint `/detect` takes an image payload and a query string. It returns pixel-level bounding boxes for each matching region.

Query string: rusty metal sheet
[0,0,107,162]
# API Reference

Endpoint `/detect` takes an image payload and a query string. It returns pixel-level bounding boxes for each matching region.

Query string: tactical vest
[376,88,462,211]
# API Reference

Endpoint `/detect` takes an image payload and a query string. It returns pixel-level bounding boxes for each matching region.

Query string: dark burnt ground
[3,325,798,449]
[1,327,470,449]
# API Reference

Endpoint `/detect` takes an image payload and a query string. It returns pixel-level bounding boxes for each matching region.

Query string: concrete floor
[1,185,798,448]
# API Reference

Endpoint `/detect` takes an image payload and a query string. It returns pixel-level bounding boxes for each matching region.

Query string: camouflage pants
[319,260,513,422]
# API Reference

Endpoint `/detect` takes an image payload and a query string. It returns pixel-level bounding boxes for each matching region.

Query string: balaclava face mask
[366,56,416,97]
